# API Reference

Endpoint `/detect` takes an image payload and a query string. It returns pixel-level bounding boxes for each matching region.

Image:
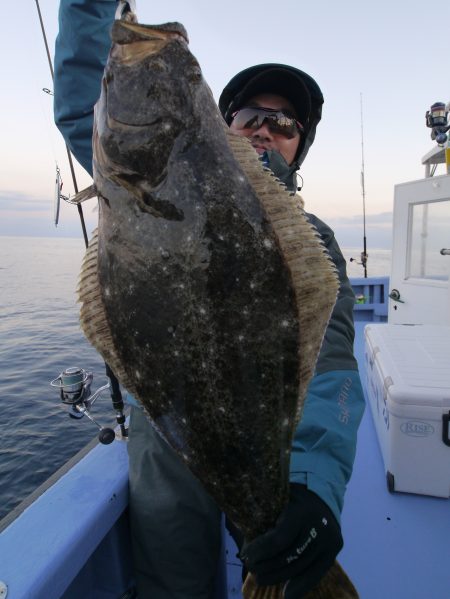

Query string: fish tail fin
[242,561,359,599]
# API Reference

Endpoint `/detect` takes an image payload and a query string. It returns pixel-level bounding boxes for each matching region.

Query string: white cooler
[364,323,450,497]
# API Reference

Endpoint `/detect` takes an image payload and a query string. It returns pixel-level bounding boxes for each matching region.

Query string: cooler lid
[365,324,450,407]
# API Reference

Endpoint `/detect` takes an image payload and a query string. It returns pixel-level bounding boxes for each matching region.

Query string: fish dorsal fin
[225,129,339,423]
[77,229,134,392]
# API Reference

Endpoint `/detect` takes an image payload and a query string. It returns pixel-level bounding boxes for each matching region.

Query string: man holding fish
[54,2,365,598]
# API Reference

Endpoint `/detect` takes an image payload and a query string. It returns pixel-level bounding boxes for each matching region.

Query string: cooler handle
[443,412,450,447]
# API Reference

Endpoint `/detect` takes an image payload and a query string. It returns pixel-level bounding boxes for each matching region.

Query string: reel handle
[99,428,116,445]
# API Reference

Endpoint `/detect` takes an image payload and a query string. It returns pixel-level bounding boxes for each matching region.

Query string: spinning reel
[51,365,128,444]
[426,102,450,145]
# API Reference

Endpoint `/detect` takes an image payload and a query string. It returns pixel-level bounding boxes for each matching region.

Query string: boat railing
[0,436,133,598]
[350,276,389,322]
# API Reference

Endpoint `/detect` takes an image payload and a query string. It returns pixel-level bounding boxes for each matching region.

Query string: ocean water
[0,235,391,521]
[0,236,114,521]
[341,247,391,279]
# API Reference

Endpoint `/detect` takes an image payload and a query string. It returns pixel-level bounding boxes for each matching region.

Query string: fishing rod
[350,93,369,278]
[34,0,89,248]
[35,0,128,442]
[360,93,368,278]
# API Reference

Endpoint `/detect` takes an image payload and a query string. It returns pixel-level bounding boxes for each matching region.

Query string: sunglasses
[231,106,304,139]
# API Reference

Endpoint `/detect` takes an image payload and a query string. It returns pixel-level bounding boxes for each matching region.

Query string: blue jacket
[54,0,365,523]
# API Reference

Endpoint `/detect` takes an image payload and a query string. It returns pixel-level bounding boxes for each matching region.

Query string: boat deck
[338,321,450,599]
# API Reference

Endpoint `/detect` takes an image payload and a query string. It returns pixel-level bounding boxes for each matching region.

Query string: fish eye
[189,63,202,82]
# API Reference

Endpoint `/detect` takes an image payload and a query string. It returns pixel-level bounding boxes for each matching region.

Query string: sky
[1,0,449,250]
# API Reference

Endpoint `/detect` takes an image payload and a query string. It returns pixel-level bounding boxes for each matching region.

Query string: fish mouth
[116,21,188,42]
[105,114,162,128]
[111,21,188,65]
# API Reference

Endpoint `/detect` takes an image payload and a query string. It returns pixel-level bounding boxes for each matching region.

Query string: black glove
[239,483,343,598]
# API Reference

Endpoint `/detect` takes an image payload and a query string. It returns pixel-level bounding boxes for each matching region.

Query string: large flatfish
[78,18,357,599]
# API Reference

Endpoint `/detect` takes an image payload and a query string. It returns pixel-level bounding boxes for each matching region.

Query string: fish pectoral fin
[71,184,98,204]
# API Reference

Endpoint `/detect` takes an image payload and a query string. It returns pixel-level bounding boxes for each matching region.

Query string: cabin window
[407,199,450,281]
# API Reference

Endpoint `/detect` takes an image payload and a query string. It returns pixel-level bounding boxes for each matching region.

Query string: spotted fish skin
[78,20,349,596]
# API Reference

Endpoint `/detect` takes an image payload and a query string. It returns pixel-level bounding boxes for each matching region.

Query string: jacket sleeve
[289,213,365,523]
[53,0,117,176]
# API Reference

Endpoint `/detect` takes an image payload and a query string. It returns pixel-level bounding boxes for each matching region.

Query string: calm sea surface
[0,235,391,521]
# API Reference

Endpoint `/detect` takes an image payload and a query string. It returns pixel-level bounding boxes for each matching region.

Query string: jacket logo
[337,377,353,424]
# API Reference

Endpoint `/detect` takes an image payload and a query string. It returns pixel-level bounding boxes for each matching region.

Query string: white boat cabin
[389,144,450,325]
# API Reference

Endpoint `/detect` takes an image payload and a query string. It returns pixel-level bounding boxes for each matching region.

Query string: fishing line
[35,84,61,174]
[35,90,68,227]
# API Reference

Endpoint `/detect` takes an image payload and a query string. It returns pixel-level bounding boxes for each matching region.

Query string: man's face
[229,93,301,166]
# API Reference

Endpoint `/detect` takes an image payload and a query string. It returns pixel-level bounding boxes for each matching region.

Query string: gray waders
[128,407,223,598]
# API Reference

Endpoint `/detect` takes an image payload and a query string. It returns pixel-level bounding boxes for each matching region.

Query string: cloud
[325,212,393,227]
[325,212,393,249]
[0,190,97,239]
[0,191,394,248]
[0,191,51,213]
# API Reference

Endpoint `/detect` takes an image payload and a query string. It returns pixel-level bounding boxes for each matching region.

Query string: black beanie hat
[218,63,324,166]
